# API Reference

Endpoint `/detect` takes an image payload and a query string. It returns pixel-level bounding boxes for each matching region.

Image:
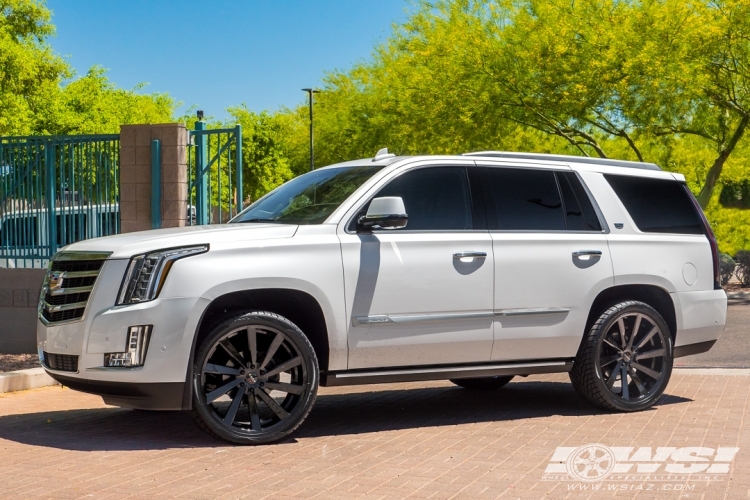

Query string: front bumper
[37,259,209,409]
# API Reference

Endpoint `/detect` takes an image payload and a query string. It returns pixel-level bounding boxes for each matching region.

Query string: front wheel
[570,301,673,412]
[192,311,319,445]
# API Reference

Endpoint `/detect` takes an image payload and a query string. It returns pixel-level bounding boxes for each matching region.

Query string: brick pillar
[119,124,188,232]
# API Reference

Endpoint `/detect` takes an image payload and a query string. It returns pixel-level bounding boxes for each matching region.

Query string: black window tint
[604,174,703,234]
[487,168,565,230]
[375,167,472,230]
[559,172,602,231]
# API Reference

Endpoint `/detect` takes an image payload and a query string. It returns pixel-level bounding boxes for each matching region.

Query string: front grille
[40,252,109,325]
[43,352,79,372]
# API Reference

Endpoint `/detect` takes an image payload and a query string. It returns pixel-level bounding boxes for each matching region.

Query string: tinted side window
[558,172,602,231]
[604,174,703,234]
[375,167,472,230]
[487,168,565,230]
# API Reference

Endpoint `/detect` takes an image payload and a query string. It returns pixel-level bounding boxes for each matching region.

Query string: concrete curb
[0,367,59,394]
[726,290,750,299]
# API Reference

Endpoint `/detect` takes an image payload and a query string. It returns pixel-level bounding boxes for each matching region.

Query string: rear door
[475,162,615,361]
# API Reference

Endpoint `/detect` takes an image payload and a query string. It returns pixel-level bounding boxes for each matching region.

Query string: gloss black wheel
[192,311,318,444]
[570,301,673,412]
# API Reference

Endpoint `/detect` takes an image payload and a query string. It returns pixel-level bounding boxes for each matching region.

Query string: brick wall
[0,269,46,354]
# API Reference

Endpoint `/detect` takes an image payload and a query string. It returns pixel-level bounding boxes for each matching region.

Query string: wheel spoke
[219,339,246,369]
[248,393,262,431]
[606,360,623,388]
[635,348,665,361]
[600,354,620,366]
[621,364,630,400]
[256,388,290,419]
[204,363,242,376]
[262,356,302,379]
[617,318,627,348]
[259,333,284,371]
[264,381,304,395]
[223,387,246,425]
[634,326,659,351]
[632,361,661,381]
[628,366,647,395]
[247,327,258,367]
[206,377,243,404]
[626,314,642,350]
[603,338,620,351]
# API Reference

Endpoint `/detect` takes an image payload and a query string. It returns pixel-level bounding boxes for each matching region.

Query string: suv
[38,150,727,444]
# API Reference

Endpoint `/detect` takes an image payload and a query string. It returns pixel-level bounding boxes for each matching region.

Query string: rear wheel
[450,376,514,390]
[192,311,319,445]
[570,301,673,412]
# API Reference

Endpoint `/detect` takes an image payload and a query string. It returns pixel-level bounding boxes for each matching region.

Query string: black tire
[570,301,673,412]
[192,311,319,445]
[450,376,514,390]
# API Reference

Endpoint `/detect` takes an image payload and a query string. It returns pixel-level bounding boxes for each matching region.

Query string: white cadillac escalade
[38,150,727,444]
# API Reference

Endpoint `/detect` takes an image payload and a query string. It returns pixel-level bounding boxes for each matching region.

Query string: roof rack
[462,151,661,171]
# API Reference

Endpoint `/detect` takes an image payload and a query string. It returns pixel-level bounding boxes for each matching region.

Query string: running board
[323,360,573,386]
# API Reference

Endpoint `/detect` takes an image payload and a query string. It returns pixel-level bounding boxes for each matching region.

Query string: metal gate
[0,135,120,268]
[187,123,243,225]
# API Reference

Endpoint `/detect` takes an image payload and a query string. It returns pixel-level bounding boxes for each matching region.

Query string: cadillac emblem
[48,272,64,292]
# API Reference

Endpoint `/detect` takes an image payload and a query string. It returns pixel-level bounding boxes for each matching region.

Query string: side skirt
[322,359,573,387]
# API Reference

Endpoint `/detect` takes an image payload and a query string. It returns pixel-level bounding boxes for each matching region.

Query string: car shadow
[0,381,691,451]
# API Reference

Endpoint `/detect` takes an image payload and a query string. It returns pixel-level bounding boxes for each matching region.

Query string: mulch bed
[0,354,40,372]
[724,283,750,292]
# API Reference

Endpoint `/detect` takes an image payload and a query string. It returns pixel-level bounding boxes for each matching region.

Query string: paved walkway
[0,371,747,499]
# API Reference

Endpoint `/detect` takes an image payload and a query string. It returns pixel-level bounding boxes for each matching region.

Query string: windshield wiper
[236,218,278,223]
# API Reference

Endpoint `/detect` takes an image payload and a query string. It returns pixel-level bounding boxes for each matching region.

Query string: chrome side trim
[497,308,569,316]
[324,360,573,386]
[352,311,494,327]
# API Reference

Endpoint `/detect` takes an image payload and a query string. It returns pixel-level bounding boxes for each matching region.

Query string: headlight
[117,245,208,305]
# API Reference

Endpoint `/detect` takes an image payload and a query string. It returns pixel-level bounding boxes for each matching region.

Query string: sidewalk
[0,371,747,499]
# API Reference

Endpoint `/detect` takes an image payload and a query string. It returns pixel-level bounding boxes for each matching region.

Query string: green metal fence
[0,134,120,268]
[187,123,242,225]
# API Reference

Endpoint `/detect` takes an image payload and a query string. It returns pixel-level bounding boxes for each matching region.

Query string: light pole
[302,88,320,171]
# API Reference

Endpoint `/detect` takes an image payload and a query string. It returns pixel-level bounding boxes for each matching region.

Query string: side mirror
[357,197,408,231]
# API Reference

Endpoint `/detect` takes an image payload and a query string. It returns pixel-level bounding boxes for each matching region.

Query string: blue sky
[46,0,411,121]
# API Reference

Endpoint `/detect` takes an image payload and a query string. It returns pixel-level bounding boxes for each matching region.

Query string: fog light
[104,325,152,367]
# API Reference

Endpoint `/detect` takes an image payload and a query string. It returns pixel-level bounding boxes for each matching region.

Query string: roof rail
[463,151,661,171]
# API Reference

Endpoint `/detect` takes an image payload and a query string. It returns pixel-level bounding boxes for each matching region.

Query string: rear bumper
[672,289,726,356]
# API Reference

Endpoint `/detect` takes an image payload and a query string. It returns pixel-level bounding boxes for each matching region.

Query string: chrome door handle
[573,250,603,258]
[454,251,487,259]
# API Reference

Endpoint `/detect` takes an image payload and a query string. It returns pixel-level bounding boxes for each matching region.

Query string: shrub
[720,253,736,286]
[735,250,750,287]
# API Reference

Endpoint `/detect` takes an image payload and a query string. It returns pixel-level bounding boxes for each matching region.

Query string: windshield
[231,165,386,224]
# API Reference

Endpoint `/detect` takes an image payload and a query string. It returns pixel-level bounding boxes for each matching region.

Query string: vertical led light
[104,325,152,367]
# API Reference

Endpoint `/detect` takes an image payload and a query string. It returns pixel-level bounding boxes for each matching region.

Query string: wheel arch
[584,284,677,342]
[181,288,331,409]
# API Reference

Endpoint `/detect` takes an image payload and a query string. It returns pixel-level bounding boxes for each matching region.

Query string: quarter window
[372,167,473,231]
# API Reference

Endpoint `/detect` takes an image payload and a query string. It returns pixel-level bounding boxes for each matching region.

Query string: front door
[476,163,614,362]
[339,165,495,369]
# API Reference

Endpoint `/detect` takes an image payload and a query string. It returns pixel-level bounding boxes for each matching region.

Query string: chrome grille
[39,252,110,325]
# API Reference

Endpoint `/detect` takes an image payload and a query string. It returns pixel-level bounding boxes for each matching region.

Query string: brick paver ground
[0,372,747,499]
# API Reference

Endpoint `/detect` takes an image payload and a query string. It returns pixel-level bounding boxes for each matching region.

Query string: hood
[61,223,298,259]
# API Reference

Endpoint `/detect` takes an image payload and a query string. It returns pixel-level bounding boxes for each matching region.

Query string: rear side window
[558,172,602,231]
[486,168,565,230]
[604,174,703,234]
